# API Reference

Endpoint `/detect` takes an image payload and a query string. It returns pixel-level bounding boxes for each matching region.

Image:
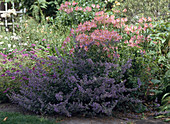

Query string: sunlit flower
[85,6,92,12]
[75,6,79,11]
[42,39,46,41]
[72,1,78,6]
[96,4,100,9]
[46,16,50,21]
[149,23,153,28]
[138,18,143,23]
[123,9,127,12]
[8,44,11,48]
[91,4,95,8]
[31,44,36,47]
[115,1,118,4]
[69,47,74,54]
[65,1,71,6]
[115,1,120,6]
[95,11,104,16]
[152,41,157,44]
[116,2,120,6]
[148,17,152,22]
[23,43,27,46]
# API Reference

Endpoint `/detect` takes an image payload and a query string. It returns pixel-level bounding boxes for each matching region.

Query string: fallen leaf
[3,117,8,121]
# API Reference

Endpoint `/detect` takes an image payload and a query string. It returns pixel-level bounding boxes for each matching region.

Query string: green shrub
[55,1,106,28]
[148,20,169,97]
[0,16,70,55]
[147,20,170,120]
[108,0,169,23]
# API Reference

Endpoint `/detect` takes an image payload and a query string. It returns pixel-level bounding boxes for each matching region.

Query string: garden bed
[0,0,169,123]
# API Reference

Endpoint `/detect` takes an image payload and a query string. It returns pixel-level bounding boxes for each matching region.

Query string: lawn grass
[0,111,60,124]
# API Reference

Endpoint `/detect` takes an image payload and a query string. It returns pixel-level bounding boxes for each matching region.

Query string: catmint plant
[7,45,141,116]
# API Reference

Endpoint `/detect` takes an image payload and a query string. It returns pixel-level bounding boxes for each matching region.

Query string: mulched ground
[0,103,168,124]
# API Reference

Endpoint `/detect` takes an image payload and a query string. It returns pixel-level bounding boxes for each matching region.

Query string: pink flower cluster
[75,6,83,11]
[62,36,71,49]
[60,2,154,55]
[59,1,100,14]
[123,19,153,48]
[90,29,122,42]
[93,11,128,28]
[59,1,77,14]
[76,20,97,32]
[138,17,152,23]
[62,10,128,53]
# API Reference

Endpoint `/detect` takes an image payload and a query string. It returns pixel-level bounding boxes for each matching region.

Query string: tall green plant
[30,0,48,23]
[110,0,169,23]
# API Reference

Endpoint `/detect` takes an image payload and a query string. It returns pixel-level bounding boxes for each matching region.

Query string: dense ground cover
[0,0,169,122]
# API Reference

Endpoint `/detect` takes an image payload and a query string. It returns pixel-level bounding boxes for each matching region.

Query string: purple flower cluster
[7,47,141,117]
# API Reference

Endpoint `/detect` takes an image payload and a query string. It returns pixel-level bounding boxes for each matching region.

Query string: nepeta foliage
[8,46,141,117]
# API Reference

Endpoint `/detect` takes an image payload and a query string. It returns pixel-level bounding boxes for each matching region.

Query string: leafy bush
[107,0,169,23]
[7,46,141,116]
[55,1,106,28]
[144,20,170,99]
[147,20,170,120]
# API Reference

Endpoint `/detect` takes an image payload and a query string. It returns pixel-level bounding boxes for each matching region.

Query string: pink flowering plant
[56,1,105,28]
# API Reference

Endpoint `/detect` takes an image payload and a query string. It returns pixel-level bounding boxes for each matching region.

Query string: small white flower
[13,45,16,48]
[8,44,11,48]
[23,43,27,46]
[0,42,4,45]
[105,0,108,3]
[0,35,3,38]
[4,37,9,40]
[11,36,20,40]
[9,49,13,52]
[11,36,15,39]
[134,15,139,19]
[19,43,27,46]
